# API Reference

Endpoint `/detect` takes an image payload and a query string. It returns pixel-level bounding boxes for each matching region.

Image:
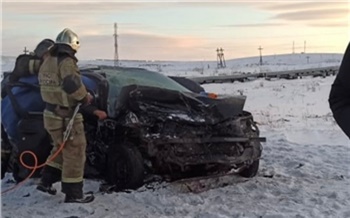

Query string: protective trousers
[43,110,86,183]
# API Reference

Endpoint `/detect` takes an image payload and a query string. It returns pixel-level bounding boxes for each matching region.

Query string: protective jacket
[38,44,88,108]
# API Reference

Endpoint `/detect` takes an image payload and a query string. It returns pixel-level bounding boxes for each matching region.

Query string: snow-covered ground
[77,53,342,77]
[1,53,349,218]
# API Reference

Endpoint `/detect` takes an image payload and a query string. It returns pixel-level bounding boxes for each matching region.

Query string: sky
[1,0,349,61]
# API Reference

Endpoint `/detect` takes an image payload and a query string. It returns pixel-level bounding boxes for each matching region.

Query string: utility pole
[304,40,306,54]
[23,47,29,54]
[114,23,119,67]
[220,48,226,68]
[216,48,221,68]
[258,46,263,65]
[292,41,295,54]
[216,47,226,68]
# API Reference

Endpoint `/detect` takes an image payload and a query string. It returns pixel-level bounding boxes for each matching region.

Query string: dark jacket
[329,42,350,138]
[9,54,41,83]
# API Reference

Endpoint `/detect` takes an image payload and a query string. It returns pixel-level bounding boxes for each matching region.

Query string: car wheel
[107,143,144,191]
[239,159,259,178]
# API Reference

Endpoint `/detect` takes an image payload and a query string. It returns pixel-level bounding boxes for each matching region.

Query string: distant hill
[2,53,343,77]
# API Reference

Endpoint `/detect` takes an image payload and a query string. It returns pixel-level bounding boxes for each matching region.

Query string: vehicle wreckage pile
[1,65,265,192]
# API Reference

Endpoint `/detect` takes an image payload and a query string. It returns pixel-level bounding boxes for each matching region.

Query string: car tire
[239,159,259,178]
[107,143,144,191]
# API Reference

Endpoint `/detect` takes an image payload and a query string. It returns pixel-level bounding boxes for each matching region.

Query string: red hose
[1,141,66,195]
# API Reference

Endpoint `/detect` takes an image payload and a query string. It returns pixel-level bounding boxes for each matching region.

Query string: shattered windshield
[103,67,190,92]
[101,66,191,116]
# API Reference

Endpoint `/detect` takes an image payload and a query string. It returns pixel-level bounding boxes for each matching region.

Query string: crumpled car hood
[113,84,246,124]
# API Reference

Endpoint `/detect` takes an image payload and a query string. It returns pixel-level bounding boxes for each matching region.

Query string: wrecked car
[1,66,265,191]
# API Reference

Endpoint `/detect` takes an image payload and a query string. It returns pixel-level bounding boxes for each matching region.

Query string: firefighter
[329,42,350,139]
[36,28,94,203]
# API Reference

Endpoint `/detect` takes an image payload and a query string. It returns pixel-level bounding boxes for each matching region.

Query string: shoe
[62,182,95,203]
[36,166,61,195]
[64,191,95,203]
[36,182,57,195]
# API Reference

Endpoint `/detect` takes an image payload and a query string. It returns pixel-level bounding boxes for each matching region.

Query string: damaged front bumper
[145,135,265,169]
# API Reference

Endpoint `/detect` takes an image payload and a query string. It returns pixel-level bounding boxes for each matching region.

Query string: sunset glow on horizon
[2,0,349,61]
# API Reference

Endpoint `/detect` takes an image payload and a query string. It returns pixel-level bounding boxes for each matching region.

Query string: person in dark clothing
[1,124,12,179]
[1,39,56,180]
[8,39,54,83]
[329,42,350,139]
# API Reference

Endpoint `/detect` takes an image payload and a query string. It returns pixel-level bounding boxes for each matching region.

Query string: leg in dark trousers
[36,165,61,195]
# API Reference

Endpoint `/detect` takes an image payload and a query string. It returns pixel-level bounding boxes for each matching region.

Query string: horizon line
[1,51,344,62]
